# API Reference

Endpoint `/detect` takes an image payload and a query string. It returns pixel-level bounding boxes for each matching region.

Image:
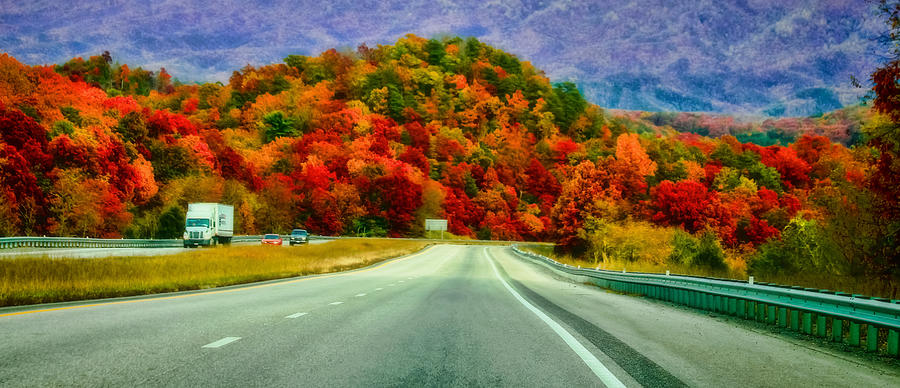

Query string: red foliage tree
[399,146,429,174]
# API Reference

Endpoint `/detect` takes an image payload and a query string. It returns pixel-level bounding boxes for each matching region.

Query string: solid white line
[202,337,241,348]
[285,312,307,318]
[329,301,344,305]
[375,288,383,291]
[355,293,367,297]
[484,248,626,388]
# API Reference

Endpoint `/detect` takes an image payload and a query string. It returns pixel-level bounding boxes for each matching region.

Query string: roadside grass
[522,242,893,299]
[0,239,427,307]
[523,244,744,280]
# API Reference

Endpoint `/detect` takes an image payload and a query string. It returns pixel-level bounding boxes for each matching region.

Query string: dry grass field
[0,239,427,307]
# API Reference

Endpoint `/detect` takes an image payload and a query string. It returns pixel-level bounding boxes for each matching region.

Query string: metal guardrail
[0,237,182,249]
[511,245,900,357]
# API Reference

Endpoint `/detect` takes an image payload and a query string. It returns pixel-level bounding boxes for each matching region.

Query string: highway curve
[1,245,897,387]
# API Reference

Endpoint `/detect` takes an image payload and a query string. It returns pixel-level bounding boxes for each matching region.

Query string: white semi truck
[183,203,234,247]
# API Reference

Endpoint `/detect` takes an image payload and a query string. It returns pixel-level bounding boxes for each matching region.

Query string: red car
[261,234,283,245]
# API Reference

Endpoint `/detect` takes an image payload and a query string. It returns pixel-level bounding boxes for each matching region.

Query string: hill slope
[0,35,893,292]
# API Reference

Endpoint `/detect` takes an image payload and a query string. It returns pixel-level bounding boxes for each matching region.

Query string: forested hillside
[0,35,896,293]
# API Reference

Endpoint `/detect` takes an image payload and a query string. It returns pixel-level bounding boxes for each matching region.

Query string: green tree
[546,82,588,132]
[157,206,185,239]
[261,111,296,143]
[115,111,148,143]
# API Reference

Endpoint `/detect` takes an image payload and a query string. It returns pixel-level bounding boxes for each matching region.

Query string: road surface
[0,239,331,259]
[1,245,897,387]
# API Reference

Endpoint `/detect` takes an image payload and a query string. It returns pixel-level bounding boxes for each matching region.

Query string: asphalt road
[1,245,897,387]
[0,239,330,259]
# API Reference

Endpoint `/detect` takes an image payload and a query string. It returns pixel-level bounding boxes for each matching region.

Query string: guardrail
[0,237,182,249]
[511,245,900,358]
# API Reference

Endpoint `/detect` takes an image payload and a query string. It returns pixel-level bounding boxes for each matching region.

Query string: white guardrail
[511,244,900,358]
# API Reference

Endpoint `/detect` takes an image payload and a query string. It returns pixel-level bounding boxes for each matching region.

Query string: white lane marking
[375,288,383,291]
[329,301,344,305]
[484,248,626,388]
[408,277,413,280]
[387,284,395,287]
[202,337,241,348]
[285,312,307,318]
[355,293,367,297]
[399,280,405,283]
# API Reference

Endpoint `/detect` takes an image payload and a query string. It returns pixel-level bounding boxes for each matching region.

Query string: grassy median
[0,239,428,307]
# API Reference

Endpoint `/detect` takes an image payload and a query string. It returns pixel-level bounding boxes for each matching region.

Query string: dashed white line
[355,293,367,297]
[484,248,626,388]
[408,277,413,280]
[387,284,395,287]
[202,337,241,348]
[285,312,308,319]
[399,280,405,283]
[375,288,383,291]
[329,301,344,305]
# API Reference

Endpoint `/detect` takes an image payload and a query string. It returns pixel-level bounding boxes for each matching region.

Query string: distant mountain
[0,0,886,116]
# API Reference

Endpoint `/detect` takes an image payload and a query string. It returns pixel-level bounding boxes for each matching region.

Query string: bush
[748,217,837,277]
[668,229,726,270]
[693,231,727,270]
[668,230,698,265]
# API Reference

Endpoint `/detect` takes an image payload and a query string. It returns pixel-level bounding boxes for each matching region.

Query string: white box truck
[183,203,234,247]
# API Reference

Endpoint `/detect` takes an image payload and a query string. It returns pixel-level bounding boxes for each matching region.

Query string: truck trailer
[183,203,234,247]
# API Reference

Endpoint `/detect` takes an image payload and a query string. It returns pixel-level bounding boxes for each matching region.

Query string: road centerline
[202,337,241,348]
[484,248,626,388]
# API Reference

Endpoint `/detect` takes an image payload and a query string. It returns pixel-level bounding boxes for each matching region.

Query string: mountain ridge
[0,0,884,116]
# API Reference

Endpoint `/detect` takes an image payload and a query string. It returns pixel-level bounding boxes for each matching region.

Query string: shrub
[749,217,838,277]
[668,229,726,270]
[668,230,698,265]
[693,231,727,270]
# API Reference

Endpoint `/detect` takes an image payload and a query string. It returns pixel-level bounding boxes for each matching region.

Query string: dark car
[289,229,309,245]
[261,234,283,245]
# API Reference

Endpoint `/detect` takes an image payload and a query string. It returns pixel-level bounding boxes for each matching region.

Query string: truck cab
[183,203,234,247]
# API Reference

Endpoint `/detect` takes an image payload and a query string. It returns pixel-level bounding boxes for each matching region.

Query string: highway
[1,245,897,387]
[0,239,331,259]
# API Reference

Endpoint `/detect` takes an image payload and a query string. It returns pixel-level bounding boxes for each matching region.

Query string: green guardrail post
[833,319,843,342]
[758,303,766,323]
[768,305,777,325]
[889,330,899,356]
[849,322,860,346]
[729,298,737,316]
[816,316,826,337]
[737,300,746,319]
[802,313,813,335]
[790,310,800,331]
[867,325,879,352]
[748,301,756,320]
